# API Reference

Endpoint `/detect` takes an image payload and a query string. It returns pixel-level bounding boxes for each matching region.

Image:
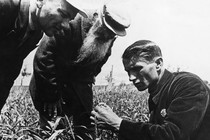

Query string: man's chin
[136,85,147,91]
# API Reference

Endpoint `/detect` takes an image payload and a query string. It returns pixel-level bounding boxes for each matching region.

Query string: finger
[44,104,47,112]
[94,106,102,112]
[95,105,107,112]
[90,116,96,121]
[97,103,112,111]
[91,110,98,116]
[53,105,57,118]
[91,122,95,125]
[98,102,107,107]
[91,111,101,120]
[60,97,66,105]
[98,102,106,105]
[48,105,52,117]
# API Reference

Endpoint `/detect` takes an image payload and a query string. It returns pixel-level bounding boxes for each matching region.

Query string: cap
[66,0,88,18]
[101,4,130,36]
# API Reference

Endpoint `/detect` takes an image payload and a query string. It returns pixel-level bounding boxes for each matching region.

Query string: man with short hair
[29,4,130,139]
[92,40,210,140]
[0,0,87,111]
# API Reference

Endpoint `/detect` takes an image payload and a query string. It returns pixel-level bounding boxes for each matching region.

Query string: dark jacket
[29,13,115,111]
[0,0,43,85]
[119,69,210,140]
[0,0,42,109]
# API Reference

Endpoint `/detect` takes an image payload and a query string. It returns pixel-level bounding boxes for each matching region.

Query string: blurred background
[14,0,210,86]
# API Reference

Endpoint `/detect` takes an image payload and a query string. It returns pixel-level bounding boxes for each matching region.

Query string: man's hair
[122,40,162,63]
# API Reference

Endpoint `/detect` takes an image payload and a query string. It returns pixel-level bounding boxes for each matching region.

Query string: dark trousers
[0,58,23,110]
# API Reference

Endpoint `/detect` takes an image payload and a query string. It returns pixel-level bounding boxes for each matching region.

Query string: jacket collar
[148,69,173,104]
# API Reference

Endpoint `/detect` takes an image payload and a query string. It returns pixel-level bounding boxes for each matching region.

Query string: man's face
[123,57,159,91]
[37,0,79,36]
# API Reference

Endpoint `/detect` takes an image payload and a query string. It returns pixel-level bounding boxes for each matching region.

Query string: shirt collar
[148,69,173,104]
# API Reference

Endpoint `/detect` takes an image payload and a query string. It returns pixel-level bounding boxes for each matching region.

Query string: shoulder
[0,0,20,32]
[170,71,209,97]
[173,71,204,85]
[0,0,20,18]
[0,0,19,9]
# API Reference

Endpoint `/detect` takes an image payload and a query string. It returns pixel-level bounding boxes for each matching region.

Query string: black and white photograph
[0,0,210,139]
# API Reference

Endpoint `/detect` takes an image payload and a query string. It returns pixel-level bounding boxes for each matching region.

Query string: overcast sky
[14,0,210,85]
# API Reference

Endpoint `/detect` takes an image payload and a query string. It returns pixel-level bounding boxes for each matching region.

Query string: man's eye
[133,67,142,71]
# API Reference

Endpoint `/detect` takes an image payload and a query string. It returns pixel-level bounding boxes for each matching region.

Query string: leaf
[17,135,26,140]
[51,117,62,131]
[24,129,43,140]
[75,135,83,140]
[84,133,93,140]
[74,125,88,132]
[64,115,75,140]
[29,134,43,140]
[48,129,65,140]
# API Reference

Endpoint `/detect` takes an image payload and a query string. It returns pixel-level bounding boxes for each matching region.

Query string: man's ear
[155,57,163,71]
[36,0,44,9]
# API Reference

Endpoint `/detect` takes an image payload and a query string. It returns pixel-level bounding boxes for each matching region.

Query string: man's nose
[129,73,136,81]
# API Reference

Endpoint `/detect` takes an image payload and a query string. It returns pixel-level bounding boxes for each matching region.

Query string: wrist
[113,118,123,130]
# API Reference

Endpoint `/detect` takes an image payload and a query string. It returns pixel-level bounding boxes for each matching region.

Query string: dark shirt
[119,69,210,140]
[0,0,43,58]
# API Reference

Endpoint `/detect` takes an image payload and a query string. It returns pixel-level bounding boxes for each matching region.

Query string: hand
[43,99,64,118]
[91,103,123,130]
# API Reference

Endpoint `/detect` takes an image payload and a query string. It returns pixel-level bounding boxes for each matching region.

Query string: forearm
[119,119,181,140]
[119,120,148,140]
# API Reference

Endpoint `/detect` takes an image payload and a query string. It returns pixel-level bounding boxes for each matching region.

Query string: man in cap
[0,0,87,112]
[29,3,130,139]
[91,40,210,140]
